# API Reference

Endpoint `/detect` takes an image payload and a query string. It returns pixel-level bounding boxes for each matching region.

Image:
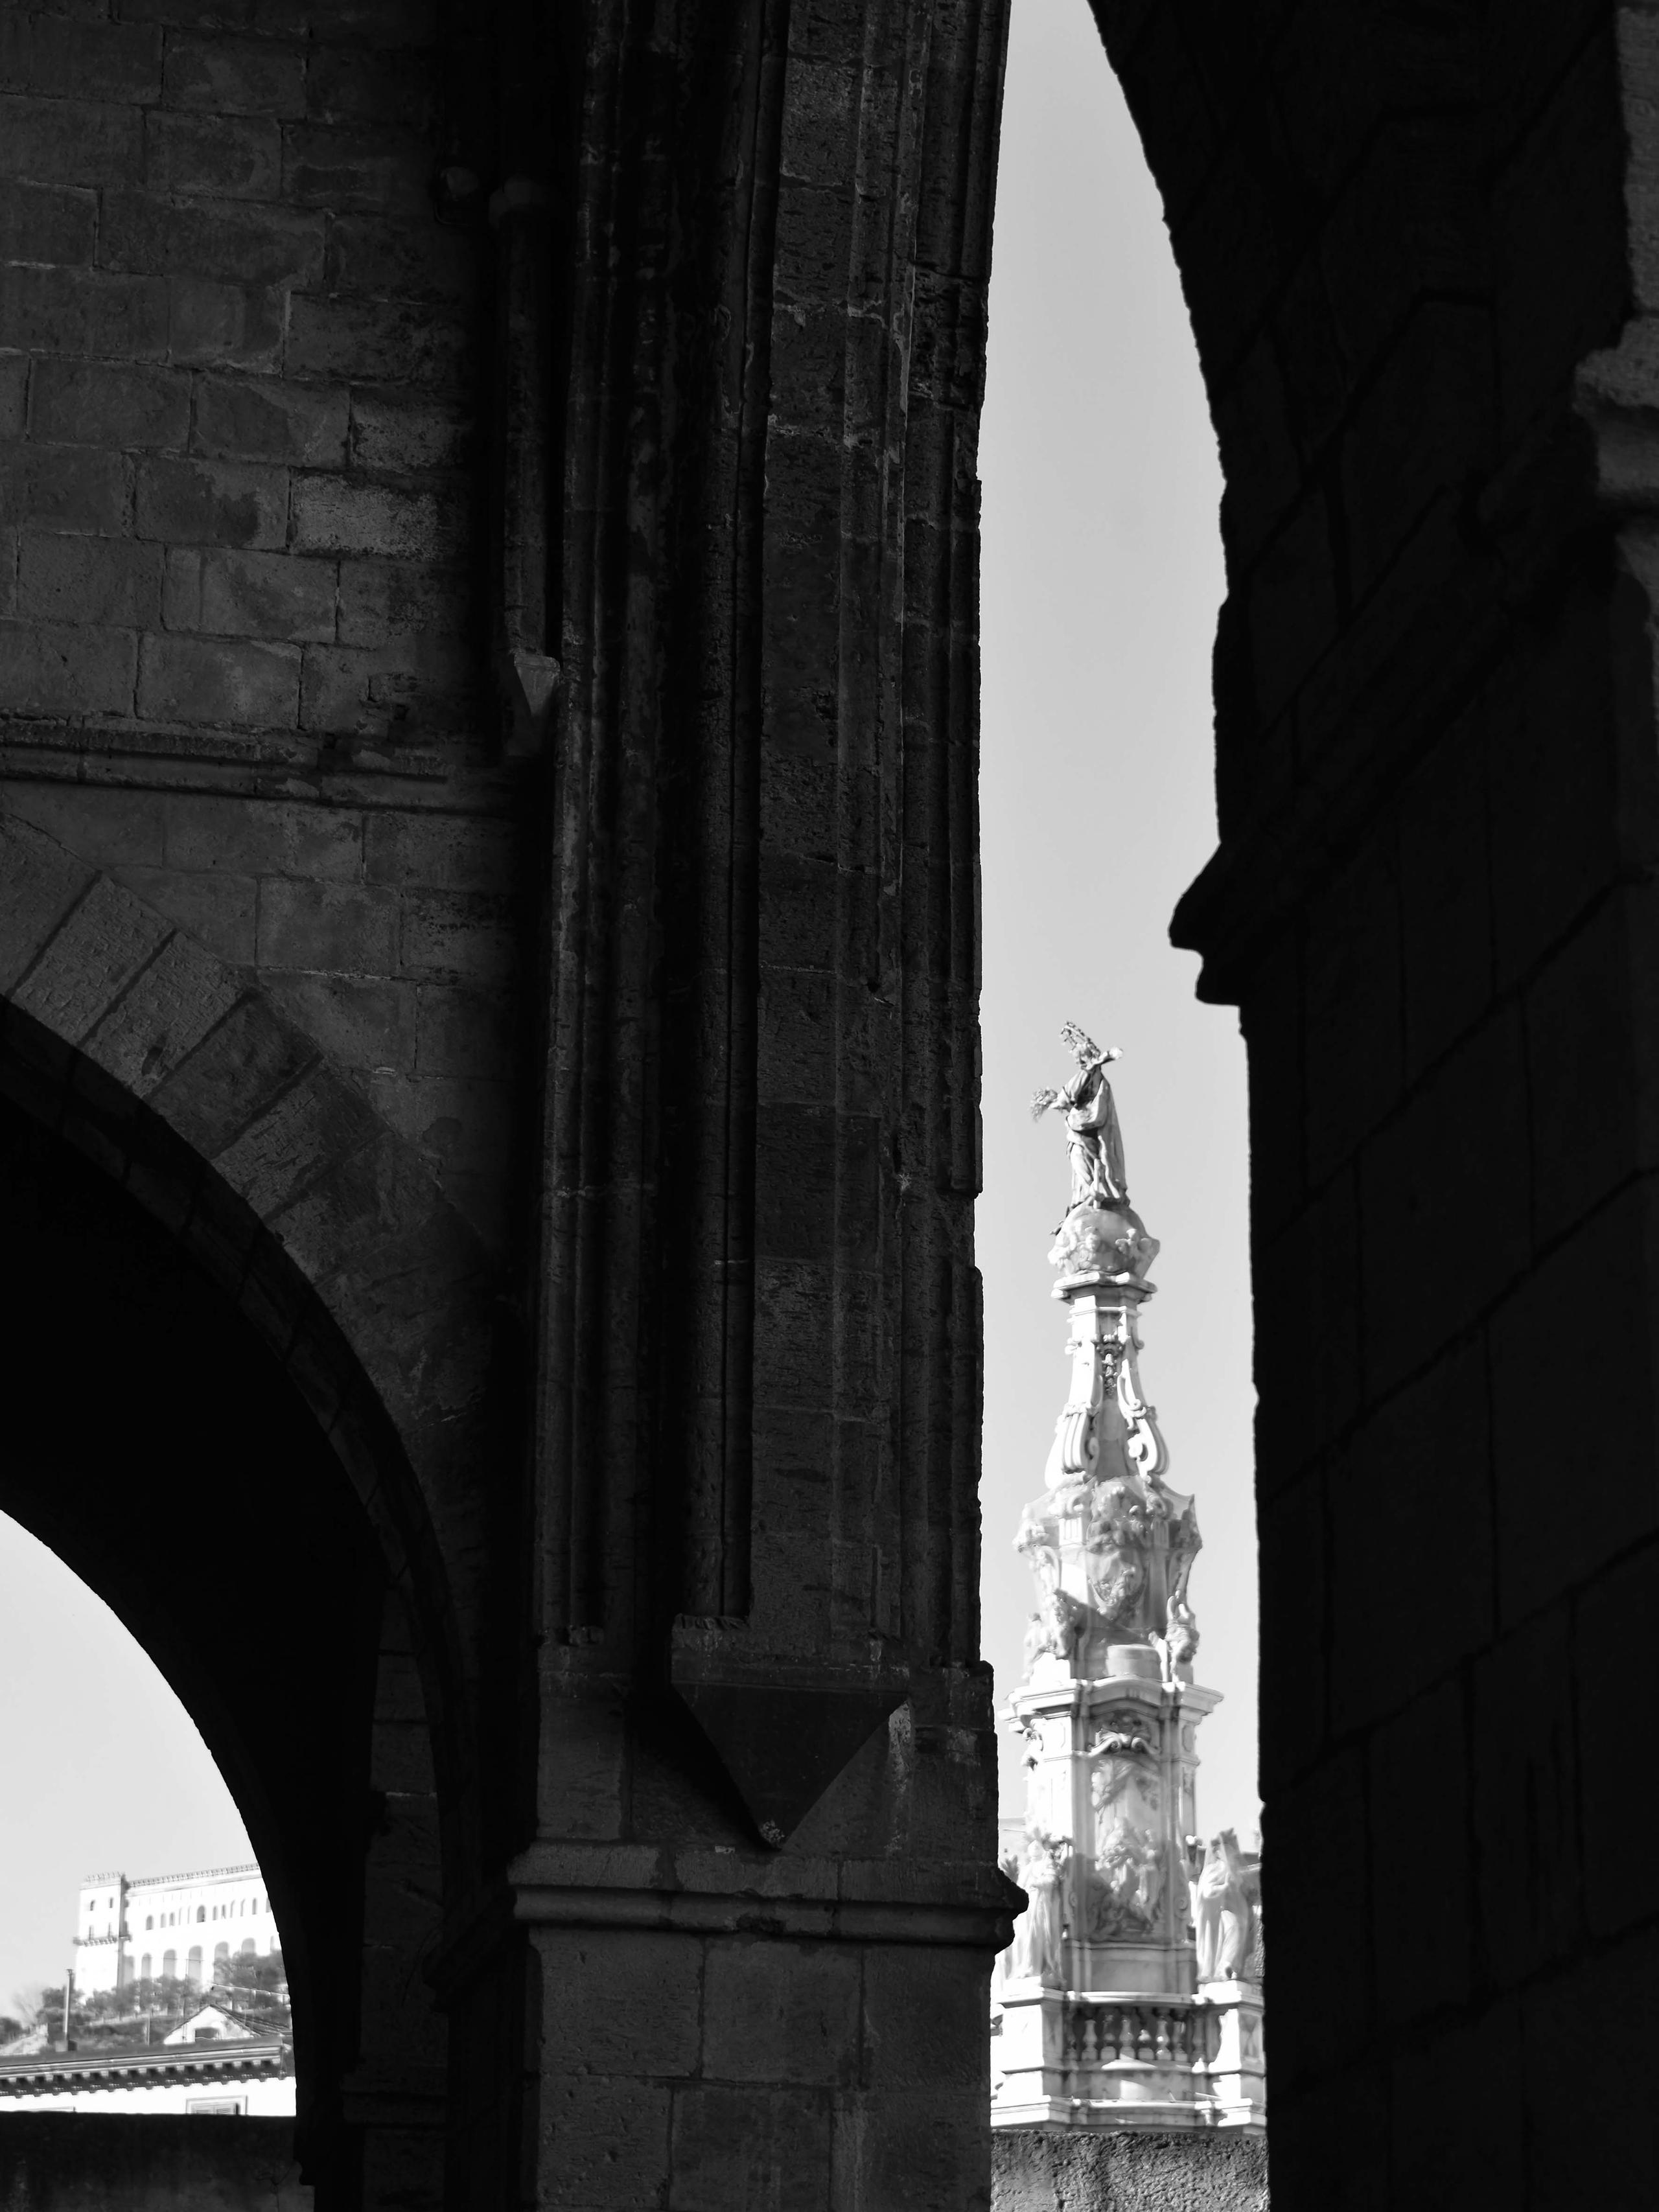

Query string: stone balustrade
[993,1981,1265,2132]
[1065,1997,1219,2070]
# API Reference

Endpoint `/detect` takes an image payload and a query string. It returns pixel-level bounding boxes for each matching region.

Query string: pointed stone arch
[0,807,498,1871]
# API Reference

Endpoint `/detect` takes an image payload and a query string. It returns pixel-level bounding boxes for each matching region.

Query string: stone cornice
[428,1845,1021,2001]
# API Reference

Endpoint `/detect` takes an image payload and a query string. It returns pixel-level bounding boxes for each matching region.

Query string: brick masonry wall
[0,0,518,1254]
[0,0,480,757]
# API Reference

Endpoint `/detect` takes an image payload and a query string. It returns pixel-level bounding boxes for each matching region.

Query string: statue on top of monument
[1032,1021,1159,1281]
[1030,1021,1129,1212]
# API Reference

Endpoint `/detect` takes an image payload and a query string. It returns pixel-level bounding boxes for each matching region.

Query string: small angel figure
[1030,1021,1130,1212]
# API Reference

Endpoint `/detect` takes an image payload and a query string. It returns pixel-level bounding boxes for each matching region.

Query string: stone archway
[0,810,510,2203]
[0,809,494,1815]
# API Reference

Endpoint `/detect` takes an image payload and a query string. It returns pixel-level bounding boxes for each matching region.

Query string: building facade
[73,1866,281,1999]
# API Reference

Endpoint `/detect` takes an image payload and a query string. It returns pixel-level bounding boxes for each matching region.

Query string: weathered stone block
[0,175,97,262]
[0,91,143,185]
[11,873,170,1043]
[298,638,475,741]
[215,1059,380,1216]
[364,812,513,893]
[0,261,168,358]
[146,993,314,1158]
[701,1940,860,2086]
[145,109,281,198]
[349,391,474,472]
[0,781,167,870]
[290,478,461,560]
[17,533,163,627]
[286,294,470,387]
[99,188,323,286]
[257,877,397,973]
[167,277,284,370]
[135,455,288,548]
[305,43,432,128]
[1,11,163,100]
[0,816,93,991]
[0,442,128,535]
[136,632,300,727]
[861,1946,988,2091]
[81,928,244,1096]
[535,1930,702,2079]
[30,358,191,450]
[162,30,306,115]
[0,617,135,715]
[411,980,510,1076]
[194,373,347,465]
[831,2091,989,2212]
[335,557,467,645]
[669,2085,831,2212]
[537,2077,672,2211]
[266,971,417,1074]
[163,792,363,881]
[111,864,257,962]
[323,213,474,303]
[281,121,429,214]
[395,890,514,982]
[163,546,337,643]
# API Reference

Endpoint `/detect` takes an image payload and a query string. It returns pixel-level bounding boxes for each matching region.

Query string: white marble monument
[992,1023,1264,2134]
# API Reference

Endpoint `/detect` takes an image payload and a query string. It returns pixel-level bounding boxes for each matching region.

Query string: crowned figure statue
[1030,1019,1130,1213]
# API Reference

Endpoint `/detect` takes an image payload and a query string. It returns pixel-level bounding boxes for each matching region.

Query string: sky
[0,0,1253,2009]
[978,0,1256,1835]
[0,1515,253,2012]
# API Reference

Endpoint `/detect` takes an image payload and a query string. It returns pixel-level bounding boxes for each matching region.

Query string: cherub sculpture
[1030,1021,1130,1213]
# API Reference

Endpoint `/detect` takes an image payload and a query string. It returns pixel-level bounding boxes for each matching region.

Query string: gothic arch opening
[0,1076,447,2199]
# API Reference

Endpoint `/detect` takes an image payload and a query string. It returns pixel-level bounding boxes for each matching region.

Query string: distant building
[73,1865,280,1998]
[0,1868,295,2115]
[0,2031,293,2115]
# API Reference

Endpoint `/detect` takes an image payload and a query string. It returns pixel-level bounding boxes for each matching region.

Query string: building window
[145,1916,154,1931]
[196,1906,206,1922]
[213,1942,229,1972]
[141,1953,151,1979]
[186,1946,202,1983]
[163,1949,176,1979]
[240,1938,255,1956]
